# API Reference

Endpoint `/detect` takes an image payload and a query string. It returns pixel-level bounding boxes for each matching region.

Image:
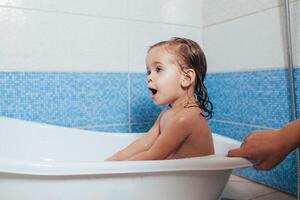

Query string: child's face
[146,46,185,106]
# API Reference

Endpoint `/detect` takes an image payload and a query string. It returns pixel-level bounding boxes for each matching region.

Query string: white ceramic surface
[0,0,204,72]
[203,0,300,72]
[0,117,252,200]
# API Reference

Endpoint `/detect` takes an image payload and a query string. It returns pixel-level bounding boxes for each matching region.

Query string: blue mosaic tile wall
[0,72,129,130]
[0,68,299,195]
[130,123,153,133]
[205,70,292,128]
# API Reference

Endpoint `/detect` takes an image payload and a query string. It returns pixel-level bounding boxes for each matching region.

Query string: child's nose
[147,74,152,82]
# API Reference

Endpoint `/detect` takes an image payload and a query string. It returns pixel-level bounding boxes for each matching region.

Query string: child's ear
[181,69,196,88]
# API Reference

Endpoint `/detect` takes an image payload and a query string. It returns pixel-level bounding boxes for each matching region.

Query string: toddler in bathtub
[106,37,214,161]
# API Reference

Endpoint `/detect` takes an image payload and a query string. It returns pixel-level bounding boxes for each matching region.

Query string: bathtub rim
[0,155,253,176]
[0,117,253,176]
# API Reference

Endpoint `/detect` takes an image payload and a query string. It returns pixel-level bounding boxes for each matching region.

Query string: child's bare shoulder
[174,107,207,126]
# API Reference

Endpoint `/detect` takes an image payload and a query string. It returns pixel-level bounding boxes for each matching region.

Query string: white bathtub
[0,117,252,200]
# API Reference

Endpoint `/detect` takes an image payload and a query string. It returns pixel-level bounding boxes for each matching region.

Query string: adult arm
[228,119,300,170]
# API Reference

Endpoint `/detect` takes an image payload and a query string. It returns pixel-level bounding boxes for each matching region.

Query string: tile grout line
[75,122,151,129]
[211,119,275,130]
[0,5,202,29]
[228,179,250,183]
[128,72,131,132]
[203,0,299,28]
[75,123,128,129]
[127,20,132,133]
[248,191,278,200]
[207,66,292,74]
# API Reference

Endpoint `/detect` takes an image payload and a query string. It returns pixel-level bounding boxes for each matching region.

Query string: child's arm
[105,113,163,161]
[128,116,191,160]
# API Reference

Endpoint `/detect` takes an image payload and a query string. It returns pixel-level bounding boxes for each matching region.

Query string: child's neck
[169,96,197,110]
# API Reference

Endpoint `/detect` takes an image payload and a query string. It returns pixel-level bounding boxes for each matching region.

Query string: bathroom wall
[0,0,203,130]
[203,0,300,195]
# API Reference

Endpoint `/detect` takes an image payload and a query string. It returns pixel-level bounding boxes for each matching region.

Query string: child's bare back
[159,106,214,159]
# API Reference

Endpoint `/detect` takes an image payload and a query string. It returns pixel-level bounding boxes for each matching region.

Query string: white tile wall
[203,0,300,72]
[203,0,297,27]
[3,0,296,72]
[0,0,203,72]
[291,1,300,68]
[0,0,127,19]
[128,0,203,27]
[128,21,203,72]
[0,7,129,72]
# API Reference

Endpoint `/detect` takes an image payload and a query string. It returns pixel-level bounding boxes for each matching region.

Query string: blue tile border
[81,123,151,135]
[0,72,129,127]
[82,125,130,133]
[208,120,270,141]
[205,69,292,128]
[130,123,153,133]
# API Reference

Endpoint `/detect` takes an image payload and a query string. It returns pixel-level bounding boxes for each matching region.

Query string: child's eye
[155,67,162,72]
[146,70,151,75]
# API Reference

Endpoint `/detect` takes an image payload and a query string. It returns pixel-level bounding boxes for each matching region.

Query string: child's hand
[104,156,115,161]
[105,151,122,161]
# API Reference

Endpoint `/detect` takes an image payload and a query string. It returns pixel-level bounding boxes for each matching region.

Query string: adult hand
[228,129,292,170]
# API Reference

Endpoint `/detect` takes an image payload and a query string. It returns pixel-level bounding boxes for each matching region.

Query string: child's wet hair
[148,37,213,119]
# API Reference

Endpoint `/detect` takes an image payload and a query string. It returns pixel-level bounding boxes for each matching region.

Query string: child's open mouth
[148,88,158,96]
